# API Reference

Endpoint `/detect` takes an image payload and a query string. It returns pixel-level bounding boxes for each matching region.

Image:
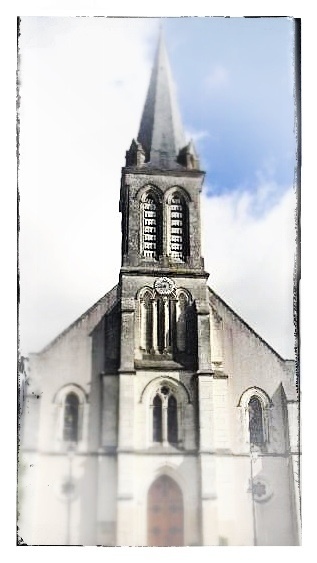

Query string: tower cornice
[122,167,205,179]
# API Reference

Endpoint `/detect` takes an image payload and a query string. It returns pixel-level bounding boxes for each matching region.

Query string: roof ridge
[36,285,118,355]
[208,286,289,362]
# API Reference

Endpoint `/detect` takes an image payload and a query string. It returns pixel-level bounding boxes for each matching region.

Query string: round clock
[154,277,175,296]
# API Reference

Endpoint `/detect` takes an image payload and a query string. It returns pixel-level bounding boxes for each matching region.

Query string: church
[19,30,300,547]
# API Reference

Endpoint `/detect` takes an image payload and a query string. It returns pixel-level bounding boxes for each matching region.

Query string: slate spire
[136,29,188,169]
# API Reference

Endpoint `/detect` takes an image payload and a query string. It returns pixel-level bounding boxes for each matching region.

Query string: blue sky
[18,16,297,358]
[162,17,296,196]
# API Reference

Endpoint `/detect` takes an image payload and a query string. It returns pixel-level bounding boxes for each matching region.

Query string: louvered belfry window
[170,195,186,261]
[143,194,158,259]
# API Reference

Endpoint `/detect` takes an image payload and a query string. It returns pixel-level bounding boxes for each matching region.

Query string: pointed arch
[143,378,191,448]
[140,376,191,405]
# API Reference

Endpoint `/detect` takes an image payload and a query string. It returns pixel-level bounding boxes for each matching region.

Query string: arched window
[142,193,159,259]
[155,297,174,354]
[238,387,271,450]
[153,395,163,442]
[167,395,178,444]
[248,396,264,446]
[157,297,165,353]
[168,194,189,262]
[139,285,194,361]
[140,290,153,352]
[176,291,189,352]
[151,386,179,446]
[54,385,87,450]
[63,392,79,442]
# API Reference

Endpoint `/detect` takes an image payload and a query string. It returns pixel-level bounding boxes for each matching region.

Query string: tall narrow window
[169,194,189,262]
[63,392,79,442]
[167,395,178,444]
[153,395,163,442]
[143,194,158,259]
[176,292,188,352]
[141,291,153,352]
[248,396,264,446]
[157,297,165,353]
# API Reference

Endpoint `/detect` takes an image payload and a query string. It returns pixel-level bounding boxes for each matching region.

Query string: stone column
[287,400,301,544]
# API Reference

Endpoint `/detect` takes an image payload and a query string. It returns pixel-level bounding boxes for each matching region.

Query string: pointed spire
[136,28,188,170]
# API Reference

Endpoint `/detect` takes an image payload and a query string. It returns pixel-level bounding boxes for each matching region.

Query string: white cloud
[201,184,296,359]
[18,18,296,363]
[19,17,157,354]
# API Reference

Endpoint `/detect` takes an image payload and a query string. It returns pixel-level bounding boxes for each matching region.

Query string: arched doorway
[147,475,184,546]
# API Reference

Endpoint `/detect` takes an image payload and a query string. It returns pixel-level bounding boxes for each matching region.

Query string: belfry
[19,29,300,546]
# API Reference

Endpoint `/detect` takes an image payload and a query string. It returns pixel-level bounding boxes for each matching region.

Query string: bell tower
[120,30,205,274]
[116,29,214,546]
[118,30,212,372]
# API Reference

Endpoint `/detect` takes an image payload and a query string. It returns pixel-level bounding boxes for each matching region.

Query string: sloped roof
[208,286,293,363]
[35,285,119,355]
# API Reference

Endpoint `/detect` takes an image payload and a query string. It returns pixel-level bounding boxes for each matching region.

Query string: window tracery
[248,396,264,446]
[238,387,271,450]
[138,284,193,358]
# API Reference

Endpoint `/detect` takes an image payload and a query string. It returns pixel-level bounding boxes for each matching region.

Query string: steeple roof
[137,29,187,170]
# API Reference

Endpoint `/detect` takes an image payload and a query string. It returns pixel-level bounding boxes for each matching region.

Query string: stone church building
[19,32,300,546]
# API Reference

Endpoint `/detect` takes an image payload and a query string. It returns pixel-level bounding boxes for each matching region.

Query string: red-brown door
[147,475,184,547]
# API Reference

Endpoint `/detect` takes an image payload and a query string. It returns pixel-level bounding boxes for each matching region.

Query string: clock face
[154,277,175,296]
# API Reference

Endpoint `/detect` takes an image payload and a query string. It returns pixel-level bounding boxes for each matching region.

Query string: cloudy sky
[18,16,297,359]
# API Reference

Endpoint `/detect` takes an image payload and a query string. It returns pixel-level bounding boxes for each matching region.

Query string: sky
[18,16,297,359]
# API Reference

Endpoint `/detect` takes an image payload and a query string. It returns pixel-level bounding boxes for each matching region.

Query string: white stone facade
[18,280,300,546]
[18,31,300,547]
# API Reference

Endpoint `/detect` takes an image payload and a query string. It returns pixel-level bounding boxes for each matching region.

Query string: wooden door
[147,475,184,546]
